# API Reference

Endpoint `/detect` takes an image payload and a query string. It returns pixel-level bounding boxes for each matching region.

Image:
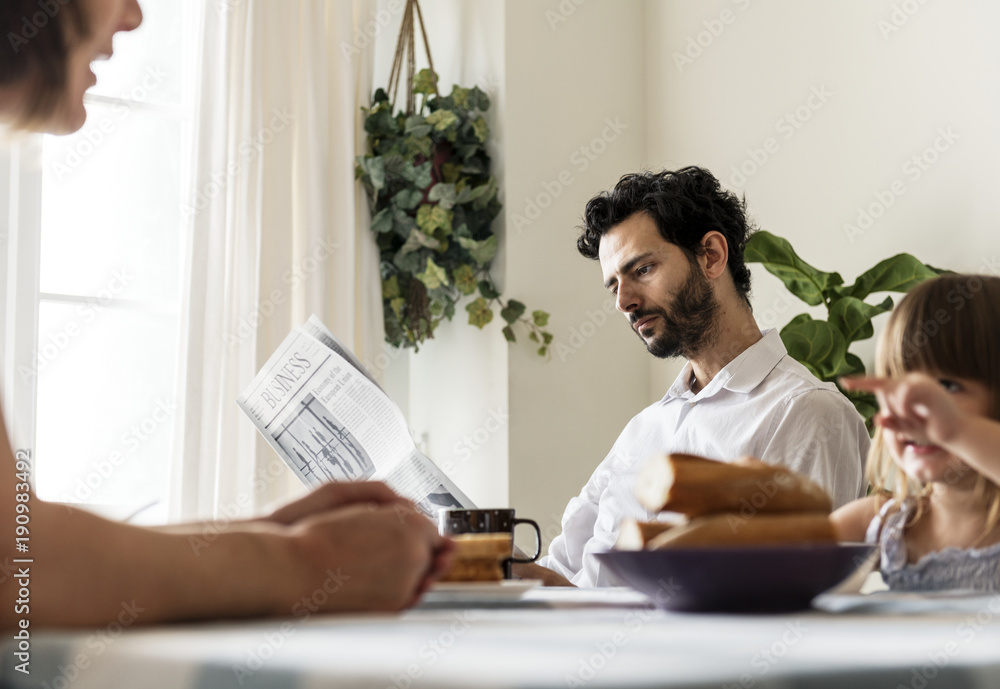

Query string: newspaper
[238,316,474,517]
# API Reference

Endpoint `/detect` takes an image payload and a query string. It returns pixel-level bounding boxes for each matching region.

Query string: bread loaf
[635,453,832,517]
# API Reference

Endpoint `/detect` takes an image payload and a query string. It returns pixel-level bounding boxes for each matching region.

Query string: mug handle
[507,517,542,563]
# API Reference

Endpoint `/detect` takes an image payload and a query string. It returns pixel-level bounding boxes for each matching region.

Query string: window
[2,0,197,523]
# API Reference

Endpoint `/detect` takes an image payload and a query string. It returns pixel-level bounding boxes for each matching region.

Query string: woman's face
[51,0,144,133]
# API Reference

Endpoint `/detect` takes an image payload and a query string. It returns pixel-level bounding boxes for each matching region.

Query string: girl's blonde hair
[867,274,1000,534]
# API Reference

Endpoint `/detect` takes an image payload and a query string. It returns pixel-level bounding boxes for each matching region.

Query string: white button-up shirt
[540,329,870,587]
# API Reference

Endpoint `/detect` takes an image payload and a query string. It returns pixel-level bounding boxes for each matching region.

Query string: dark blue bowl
[596,543,876,612]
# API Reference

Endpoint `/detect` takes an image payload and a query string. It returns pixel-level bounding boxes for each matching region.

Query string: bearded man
[519,167,869,587]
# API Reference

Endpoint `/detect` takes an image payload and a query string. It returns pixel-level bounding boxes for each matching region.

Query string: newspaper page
[238,321,474,517]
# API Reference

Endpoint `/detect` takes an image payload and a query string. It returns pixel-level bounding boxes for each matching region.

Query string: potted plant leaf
[746,230,946,428]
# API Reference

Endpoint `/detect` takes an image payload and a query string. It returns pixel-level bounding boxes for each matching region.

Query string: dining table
[3,585,1000,689]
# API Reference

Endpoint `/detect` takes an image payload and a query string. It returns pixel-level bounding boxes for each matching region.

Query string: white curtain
[170,0,383,521]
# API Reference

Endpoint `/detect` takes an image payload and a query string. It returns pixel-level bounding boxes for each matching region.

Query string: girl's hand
[841,372,966,446]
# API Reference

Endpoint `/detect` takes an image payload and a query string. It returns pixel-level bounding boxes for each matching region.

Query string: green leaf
[779,316,853,381]
[828,296,893,344]
[542,332,554,345]
[389,297,405,319]
[452,86,470,108]
[466,297,493,329]
[401,161,433,190]
[428,183,457,210]
[842,352,867,377]
[413,69,438,96]
[404,115,432,138]
[471,116,489,143]
[371,207,393,234]
[398,229,442,255]
[528,331,540,343]
[457,235,498,266]
[382,275,400,299]
[500,299,526,324]
[426,109,459,132]
[839,254,938,300]
[452,264,477,295]
[502,325,516,343]
[416,257,449,290]
[537,346,547,357]
[468,86,490,111]
[358,156,386,192]
[745,231,843,306]
[532,310,550,327]
[391,189,423,211]
[416,205,454,235]
[478,280,500,299]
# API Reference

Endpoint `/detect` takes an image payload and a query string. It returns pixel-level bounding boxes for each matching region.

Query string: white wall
[503,0,651,549]
[645,0,1000,370]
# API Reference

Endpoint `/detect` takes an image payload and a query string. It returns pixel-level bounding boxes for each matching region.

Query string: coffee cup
[438,508,542,579]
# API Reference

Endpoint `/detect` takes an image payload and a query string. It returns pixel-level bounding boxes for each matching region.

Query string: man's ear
[699,231,729,280]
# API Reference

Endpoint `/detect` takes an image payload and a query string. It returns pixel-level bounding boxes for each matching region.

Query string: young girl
[832,273,1000,592]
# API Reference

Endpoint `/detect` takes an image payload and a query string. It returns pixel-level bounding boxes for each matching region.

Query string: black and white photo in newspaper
[237,322,474,516]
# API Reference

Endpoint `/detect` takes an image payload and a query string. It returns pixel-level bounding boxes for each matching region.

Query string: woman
[0,0,450,628]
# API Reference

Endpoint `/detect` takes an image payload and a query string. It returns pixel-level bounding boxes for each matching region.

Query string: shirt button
[689,400,697,407]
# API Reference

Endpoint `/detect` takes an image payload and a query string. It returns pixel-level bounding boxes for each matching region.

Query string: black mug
[438,508,542,579]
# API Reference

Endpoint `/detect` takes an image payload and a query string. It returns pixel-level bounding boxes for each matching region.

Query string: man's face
[598,212,719,359]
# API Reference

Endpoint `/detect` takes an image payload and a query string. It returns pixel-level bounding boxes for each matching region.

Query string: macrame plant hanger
[386,0,439,115]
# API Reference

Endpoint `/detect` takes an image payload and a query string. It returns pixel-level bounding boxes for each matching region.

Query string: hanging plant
[354,0,551,355]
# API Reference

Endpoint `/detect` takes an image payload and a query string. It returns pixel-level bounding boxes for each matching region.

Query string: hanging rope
[387,0,438,114]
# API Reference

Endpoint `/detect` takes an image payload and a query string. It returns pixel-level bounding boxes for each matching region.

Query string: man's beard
[630,266,719,360]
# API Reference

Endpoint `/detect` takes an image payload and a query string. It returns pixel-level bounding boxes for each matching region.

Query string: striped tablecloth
[3,588,1000,689]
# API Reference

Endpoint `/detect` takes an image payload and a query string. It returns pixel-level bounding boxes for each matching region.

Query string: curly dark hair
[1,0,88,128]
[578,166,755,305]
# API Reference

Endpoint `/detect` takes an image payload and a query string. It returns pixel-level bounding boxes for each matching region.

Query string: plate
[596,543,876,613]
[422,579,542,605]
[422,580,542,606]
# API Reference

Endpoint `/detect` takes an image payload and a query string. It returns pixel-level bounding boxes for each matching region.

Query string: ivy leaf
[428,183,457,210]
[401,160,433,190]
[398,229,442,255]
[542,332,553,345]
[357,156,386,192]
[746,231,843,306]
[478,280,500,299]
[426,109,460,132]
[416,205,454,236]
[371,207,393,234]
[452,86,470,108]
[452,264,477,295]
[455,183,489,205]
[457,235,498,266]
[532,310,550,327]
[500,299,526,324]
[538,346,547,357]
[389,297,405,319]
[502,325,516,343]
[466,297,493,329]
[404,135,433,158]
[404,115,432,138]
[382,275,400,299]
[838,254,938,300]
[471,116,489,143]
[391,189,423,211]
[528,331,539,343]
[779,316,852,381]
[416,257,449,290]
[413,68,438,96]
[468,86,490,111]
[829,296,893,344]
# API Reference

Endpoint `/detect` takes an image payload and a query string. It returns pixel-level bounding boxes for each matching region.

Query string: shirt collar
[663,329,786,401]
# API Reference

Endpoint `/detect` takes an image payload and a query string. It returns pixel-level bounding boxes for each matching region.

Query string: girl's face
[888,374,992,486]
[48,0,143,133]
